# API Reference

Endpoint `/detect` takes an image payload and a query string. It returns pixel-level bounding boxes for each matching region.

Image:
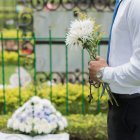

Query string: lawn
[0,0,17,29]
[0,65,16,85]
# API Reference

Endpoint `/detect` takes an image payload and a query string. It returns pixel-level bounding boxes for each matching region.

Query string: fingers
[88,56,101,66]
[96,56,106,62]
[88,61,95,70]
[96,56,100,61]
[89,74,100,83]
[88,60,92,65]
[88,65,91,70]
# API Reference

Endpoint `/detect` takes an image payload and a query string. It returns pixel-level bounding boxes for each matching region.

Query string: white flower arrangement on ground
[66,10,118,106]
[7,96,68,135]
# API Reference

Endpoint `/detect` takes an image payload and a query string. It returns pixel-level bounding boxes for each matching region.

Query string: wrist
[96,67,106,81]
[102,67,115,83]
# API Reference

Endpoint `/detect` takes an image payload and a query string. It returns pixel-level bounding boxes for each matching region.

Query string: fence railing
[30,0,115,11]
[0,31,109,115]
[0,0,115,12]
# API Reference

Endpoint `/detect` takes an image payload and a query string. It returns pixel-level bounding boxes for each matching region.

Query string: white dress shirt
[102,0,140,94]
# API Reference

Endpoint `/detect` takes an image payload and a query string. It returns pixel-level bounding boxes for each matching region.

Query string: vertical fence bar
[81,49,85,115]
[2,1,5,29]
[49,29,53,101]
[1,32,6,114]
[17,30,22,106]
[3,0,6,28]
[65,45,69,115]
[33,33,37,95]
[97,44,101,112]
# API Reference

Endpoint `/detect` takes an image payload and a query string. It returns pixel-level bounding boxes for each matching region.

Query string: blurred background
[0,0,115,82]
[0,0,115,39]
[0,1,115,140]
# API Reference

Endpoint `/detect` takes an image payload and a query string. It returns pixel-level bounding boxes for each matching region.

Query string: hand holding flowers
[66,9,118,106]
[88,56,108,82]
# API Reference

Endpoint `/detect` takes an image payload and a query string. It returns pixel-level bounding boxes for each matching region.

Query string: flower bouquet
[7,96,68,135]
[66,10,118,106]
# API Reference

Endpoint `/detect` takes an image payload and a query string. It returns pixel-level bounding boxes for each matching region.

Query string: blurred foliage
[0,51,33,65]
[1,29,33,38]
[0,65,16,84]
[0,51,34,84]
[0,113,107,140]
[0,83,108,140]
[0,84,108,115]
[0,51,21,65]
[67,114,107,140]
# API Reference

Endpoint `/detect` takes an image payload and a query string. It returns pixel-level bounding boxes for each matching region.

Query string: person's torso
[109,0,140,94]
[109,0,132,67]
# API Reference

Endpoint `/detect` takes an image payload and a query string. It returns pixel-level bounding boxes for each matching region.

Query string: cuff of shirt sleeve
[102,67,115,84]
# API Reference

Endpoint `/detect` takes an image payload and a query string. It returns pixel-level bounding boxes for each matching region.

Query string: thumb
[96,56,100,61]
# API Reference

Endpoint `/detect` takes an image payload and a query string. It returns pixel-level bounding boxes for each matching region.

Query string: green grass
[0,114,108,140]
[0,65,16,85]
[0,0,17,29]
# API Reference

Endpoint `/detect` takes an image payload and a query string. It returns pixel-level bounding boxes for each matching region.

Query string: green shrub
[0,115,9,132]
[0,84,108,115]
[67,114,107,140]
[0,51,33,65]
[0,114,107,140]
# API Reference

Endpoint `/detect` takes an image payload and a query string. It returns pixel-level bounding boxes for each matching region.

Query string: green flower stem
[104,83,119,106]
[86,48,119,106]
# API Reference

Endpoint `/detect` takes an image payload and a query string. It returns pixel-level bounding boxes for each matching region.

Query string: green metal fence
[0,30,108,115]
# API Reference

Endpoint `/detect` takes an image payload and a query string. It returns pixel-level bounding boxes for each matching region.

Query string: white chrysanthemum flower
[56,111,62,118]
[26,117,34,126]
[43,107,53,116]
[66,19,94,48]
[33,118,41,126]
[7,119,13,128]
[30,96,41,105]
[13,121,20,130]
[23,102,32,110]
[49,114,58,123]
[62,117,68,127]
[25,124,32,133]
[50,122,57,130]
[34,125,43,134]
[66,31,83,49]
[34,111,44,119]
[49,105,56,113]
[13,107,24,118]
[41,120,52,134]
[19,123,26,132]
[34,104,43,111]
[42,99,51,107]
[58,121,65,131]
[24,108,33,117]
